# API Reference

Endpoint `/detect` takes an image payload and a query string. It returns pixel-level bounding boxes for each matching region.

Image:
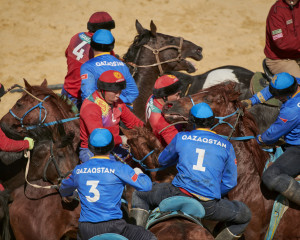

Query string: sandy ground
[0,0,275,118]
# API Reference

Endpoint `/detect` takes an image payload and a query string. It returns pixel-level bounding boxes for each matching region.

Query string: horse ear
[150,20,157,37]
[135,20,145,35]
[23,78,32,91]
[41,79,48,88]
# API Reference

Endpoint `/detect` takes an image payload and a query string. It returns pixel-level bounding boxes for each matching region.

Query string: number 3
[85,180,100,202]
[193,148,206,172]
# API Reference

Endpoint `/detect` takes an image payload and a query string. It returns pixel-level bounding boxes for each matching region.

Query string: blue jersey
[59,156,152,223]
[80,53,139,103]
[261,91,300,145]
[250,77,300,105]
[158,129,237,200]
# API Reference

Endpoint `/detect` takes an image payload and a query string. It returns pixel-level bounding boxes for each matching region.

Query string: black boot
[281,178,300,205]
[215,228,241,240]
[129,208,149,227]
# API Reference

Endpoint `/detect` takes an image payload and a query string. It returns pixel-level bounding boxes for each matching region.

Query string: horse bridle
[25,141,72,189]
[127,37,184,76]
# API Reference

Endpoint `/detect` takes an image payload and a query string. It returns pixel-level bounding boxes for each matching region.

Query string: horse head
[121,126,176,182]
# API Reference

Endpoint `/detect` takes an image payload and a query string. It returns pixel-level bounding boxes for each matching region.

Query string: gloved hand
[241,99,252,109]
[24,137,35,150]
[134,167,143,175]
[121,135,128,146]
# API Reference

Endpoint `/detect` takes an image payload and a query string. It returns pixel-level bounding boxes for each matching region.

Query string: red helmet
[153,75,182,98]
[97,70,126,91]
[87,12,115,33]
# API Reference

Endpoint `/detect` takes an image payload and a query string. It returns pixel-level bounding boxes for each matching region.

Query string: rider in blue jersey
[80,29,138,104]
[131,103,251,240]
[59,128,156,240]
[255,73,300,206]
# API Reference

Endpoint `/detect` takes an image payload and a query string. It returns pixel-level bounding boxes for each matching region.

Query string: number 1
[193,148,206,172]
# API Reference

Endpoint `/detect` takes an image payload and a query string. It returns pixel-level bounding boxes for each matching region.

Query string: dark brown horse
[161,81,300,239]
[123,20,203,120]
[122,127,214,240]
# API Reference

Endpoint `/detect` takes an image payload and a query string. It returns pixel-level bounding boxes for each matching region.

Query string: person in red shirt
[62,12,115,109]
[79,70,143,163]
[0,83,34,152]
[145,75,183,147]
[264,0,300,77]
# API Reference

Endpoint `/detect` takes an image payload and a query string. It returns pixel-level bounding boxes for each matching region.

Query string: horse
[0,123,80,240]
[123,20,203,120]
[0,79,80,151]
[161,81,300,239]
[121,127,214,240]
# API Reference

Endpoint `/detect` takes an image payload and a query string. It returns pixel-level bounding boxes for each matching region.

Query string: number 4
[193,148,206,172]
[73,41,88,60]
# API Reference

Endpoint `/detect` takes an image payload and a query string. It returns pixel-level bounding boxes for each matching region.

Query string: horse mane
[123,30,152,62]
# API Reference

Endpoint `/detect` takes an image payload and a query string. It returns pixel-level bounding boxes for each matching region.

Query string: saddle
[89,233,128,240]
[146,196,205,229]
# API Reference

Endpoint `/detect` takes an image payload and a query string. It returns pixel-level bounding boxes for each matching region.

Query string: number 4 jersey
[158,129,237,200]
[59,156,152,222]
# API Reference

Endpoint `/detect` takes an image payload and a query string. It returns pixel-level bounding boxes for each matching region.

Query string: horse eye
[15,101,22,108]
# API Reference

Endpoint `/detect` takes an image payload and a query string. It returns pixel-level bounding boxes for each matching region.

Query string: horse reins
[126,37,184,76]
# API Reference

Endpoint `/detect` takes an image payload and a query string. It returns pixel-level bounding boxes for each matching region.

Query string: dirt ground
[0,0,275,118]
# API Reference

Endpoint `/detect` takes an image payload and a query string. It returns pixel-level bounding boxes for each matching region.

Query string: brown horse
[122,127,214,240]
[161,81,300,239]
[0,79,80,151]
[123,20,203,120]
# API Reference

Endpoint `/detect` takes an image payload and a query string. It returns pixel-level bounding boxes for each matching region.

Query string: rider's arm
[0,128,29,152]
[158,134,179,167]
[119,66,139,104]
[80,63,97,100]
[249,86,273,105]
[59,171,77,197]
[120,104,144,128]
[114,163,152,192]
[221,145,237,196]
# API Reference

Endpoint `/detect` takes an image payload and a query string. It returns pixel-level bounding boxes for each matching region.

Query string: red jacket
[80,91,144,148]
[64,32,115,98]
[0,128,29,152]
[145,95,178,147]
[264,0,300,60]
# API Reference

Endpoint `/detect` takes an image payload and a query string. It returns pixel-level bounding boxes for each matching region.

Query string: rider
[131,102,252,240]
[145,74,183,147]
[255,73,300,206]
[79,70,143,163]
[62,11,116,109]
[80,29,138,106]
[264,0,300,77]
[59,128,156,240]
[241,72,300,109]
[0,83,34,152]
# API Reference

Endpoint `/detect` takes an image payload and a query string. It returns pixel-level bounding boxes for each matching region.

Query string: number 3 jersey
[59,156,152,223]
[158,129,237,200]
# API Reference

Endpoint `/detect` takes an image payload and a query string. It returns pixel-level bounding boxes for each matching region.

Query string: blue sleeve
[261,109,298,144]
[80,64,97,100]
[119,66,139,104]
[250,86,273,105]
[158,135,179,167]
[59,171,77,197]
[115,164,152,192]
[221,145,237,196]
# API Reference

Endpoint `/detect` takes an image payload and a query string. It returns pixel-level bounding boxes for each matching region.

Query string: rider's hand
[134,167,143,175]
[121,135,128,146]
[24,137,35,150]
[241,99,252,109]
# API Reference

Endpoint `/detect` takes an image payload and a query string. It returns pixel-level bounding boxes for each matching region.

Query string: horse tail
[0,190,13,240]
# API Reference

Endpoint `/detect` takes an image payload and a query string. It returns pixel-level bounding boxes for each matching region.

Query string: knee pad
[232,201,252,224]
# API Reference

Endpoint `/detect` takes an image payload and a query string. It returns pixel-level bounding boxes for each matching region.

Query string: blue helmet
[88,128,114,155]
[269,72,297,97]
[91,29,115,52]
[189,102,215,128]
